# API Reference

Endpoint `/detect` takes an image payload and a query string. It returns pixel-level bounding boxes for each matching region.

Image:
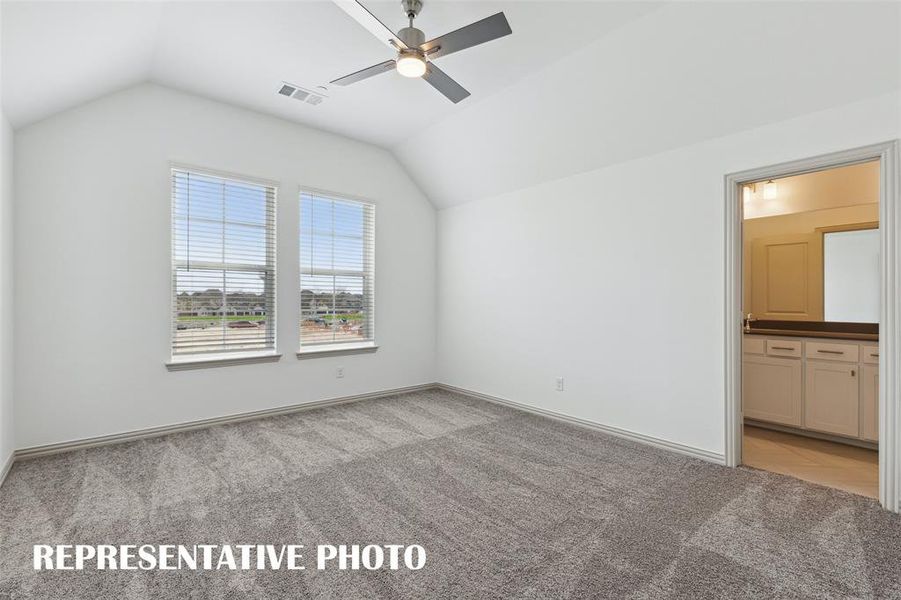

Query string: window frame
[297,186,377,356]
[167,164,280,368]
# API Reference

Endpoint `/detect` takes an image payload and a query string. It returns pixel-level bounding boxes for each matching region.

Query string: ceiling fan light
[396,53,426,78]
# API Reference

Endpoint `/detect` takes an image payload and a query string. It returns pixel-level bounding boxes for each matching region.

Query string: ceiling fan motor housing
[397,26,425,49]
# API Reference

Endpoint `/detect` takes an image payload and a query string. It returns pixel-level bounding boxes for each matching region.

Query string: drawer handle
[771,346,795,351]
[871,353,879,357]
[817,349,844,355]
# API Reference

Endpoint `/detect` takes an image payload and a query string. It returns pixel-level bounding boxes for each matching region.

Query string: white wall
[14,83,436,448]
[436,92,900,457]
[0,110,14,467]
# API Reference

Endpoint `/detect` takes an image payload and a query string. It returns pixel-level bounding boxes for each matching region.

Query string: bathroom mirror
[744,223,879,324]
[823,227,879,323]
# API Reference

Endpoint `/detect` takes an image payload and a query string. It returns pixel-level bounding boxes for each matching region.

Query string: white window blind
[300,192,375,347]
[171,168,277,357]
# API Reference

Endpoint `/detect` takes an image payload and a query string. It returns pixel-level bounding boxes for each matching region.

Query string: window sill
[166,352,282,371]
[296,342,379,359]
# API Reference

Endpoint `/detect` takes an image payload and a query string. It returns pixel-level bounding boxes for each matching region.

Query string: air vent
[277,82,326,106]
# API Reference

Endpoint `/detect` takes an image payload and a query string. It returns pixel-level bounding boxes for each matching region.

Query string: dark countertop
[744,319,878,342]
[745,328,878,341]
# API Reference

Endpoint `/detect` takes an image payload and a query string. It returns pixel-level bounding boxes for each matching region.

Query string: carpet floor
[1,388,900,599]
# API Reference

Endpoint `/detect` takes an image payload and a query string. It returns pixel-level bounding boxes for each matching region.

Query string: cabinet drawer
[861,345,880,365]
[743,337,765,355]
[805,341,859,363]
[766,339,801,358]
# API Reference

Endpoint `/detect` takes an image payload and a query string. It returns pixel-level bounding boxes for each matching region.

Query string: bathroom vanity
[743,323,878,446]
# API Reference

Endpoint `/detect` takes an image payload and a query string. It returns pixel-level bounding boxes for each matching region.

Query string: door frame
[724,140,901,512]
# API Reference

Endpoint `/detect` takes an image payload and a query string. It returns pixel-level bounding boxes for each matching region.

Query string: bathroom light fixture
[763,179,778,200]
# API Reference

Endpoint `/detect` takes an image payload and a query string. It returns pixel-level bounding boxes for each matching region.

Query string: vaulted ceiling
[397,1,901,206]
[0,1,662,144]
[2,1,899,208]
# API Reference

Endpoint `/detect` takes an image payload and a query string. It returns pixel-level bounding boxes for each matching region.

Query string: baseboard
[0,451,14,489]
[9,381,726,472]
[437,383,727,465]
[14,383,437,461]
[744,419,879,450]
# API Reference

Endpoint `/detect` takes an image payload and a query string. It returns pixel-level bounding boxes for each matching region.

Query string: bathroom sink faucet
[744,313,757,333]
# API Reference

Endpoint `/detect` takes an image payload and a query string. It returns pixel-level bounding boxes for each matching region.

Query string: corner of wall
[381,145,440,383]
[0,108,16,479]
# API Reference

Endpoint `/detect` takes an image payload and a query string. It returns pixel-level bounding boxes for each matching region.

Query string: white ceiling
[1,1,162,131]
[3,1,898,209]
[1,1,662,147]
[396,1,901,207]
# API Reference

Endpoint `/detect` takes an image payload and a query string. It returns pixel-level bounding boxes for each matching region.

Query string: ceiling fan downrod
[398,0,425,47]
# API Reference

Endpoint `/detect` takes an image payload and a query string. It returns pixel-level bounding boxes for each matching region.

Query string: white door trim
[724,140,901,512]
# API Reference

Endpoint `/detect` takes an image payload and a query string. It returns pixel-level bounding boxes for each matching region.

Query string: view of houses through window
[300,192,375,346]
[171,173,374,357]
[171,169,277,356]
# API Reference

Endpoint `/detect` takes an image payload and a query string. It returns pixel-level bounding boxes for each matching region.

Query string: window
[171,168,277,358]
[300,191,375,348]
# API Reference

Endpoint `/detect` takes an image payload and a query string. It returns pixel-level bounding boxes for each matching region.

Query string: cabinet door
[750,233,823,321]
[862,365,879,442]
[805,361,859,437]
[743,355,802,426]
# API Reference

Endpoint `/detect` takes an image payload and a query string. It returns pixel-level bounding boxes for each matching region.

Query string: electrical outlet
[555,377,564,392]
[336,367,345,379]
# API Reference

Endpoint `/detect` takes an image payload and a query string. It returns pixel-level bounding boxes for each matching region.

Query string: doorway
[724,141,901,511]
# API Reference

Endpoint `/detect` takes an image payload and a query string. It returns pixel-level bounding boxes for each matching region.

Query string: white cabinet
[862,345,879,365]
[862,364,879,442]
[743,335,876,443]
[743,355,802,426]
[804,361,859,437]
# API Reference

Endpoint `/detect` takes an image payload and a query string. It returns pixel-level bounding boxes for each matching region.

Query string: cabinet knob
[851,369,856,377]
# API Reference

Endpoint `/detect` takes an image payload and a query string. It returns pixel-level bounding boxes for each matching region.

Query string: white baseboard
[0,451,14,489]
[6,381,725,483]
[437,383,726,465]
[13,383,436,461]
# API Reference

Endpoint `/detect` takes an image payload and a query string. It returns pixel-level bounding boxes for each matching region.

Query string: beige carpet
[2,388,900,599]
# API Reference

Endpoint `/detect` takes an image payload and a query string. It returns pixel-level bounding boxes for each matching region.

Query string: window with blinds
[300,192,375,347]
[171,168,277,357]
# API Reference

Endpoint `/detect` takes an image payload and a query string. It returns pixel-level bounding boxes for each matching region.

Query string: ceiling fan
[330,0,512,103]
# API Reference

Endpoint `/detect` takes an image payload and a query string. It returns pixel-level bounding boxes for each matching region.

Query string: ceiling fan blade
[420,12,511,60]
[422,63,470,104]
[331,60,396,86]
[331,0,408,49]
